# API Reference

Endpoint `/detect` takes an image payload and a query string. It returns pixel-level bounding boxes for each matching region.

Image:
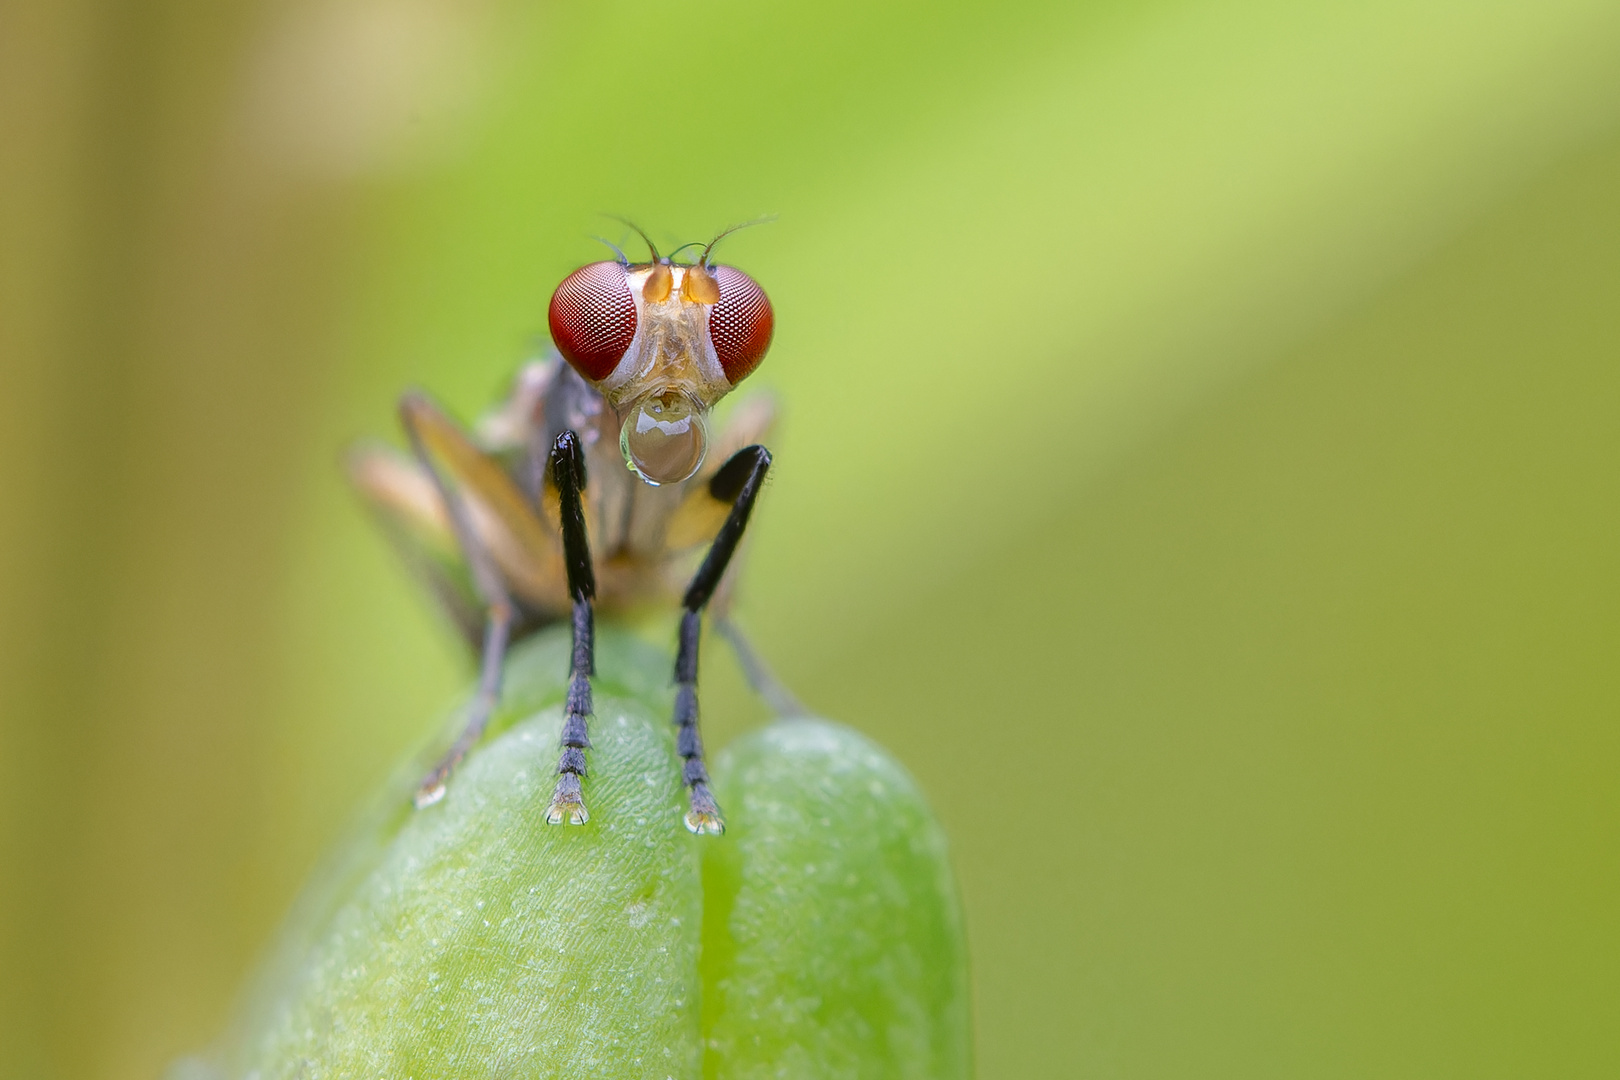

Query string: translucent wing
[346,443,484,647]
[398,392,567,616]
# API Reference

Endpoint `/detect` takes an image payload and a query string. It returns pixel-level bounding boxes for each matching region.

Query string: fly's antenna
[666,241,705,263]
[700,215,777,266]
[603,215,662,263]
[591,236,631,266]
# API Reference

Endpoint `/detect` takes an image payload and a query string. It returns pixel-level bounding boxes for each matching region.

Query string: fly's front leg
[400,393,517,809]
[545,430,596,826]
[675,444,772,834]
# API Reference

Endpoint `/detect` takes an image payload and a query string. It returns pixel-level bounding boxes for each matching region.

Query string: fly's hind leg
[674,444,773,834]
[713,617,808,720]
[399,393,518,809]
[544,430,596,826]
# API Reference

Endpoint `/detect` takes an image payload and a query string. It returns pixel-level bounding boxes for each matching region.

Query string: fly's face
[548,255,773,486]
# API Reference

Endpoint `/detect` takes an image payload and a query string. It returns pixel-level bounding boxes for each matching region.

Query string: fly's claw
[684,810,724,835]
[684,783,725,835]
[413,759,456,809]
[545,798,589,826]
[546,772,590,826]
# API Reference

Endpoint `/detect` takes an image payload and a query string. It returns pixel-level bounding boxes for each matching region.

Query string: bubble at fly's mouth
[620,391,708,486]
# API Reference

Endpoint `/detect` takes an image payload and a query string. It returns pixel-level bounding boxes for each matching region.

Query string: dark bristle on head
[603,215,661,262]
[700,215,777,266]
[591,236,631,266]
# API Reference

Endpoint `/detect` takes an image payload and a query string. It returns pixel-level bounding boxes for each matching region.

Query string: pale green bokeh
[4,0,1620,1077]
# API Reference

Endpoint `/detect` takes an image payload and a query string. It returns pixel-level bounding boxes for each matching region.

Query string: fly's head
[546,225,774,486]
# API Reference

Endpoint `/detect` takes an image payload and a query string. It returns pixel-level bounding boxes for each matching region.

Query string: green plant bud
[203,626,971,1079]
[702,721,973,1080]
[222,628,702,1079]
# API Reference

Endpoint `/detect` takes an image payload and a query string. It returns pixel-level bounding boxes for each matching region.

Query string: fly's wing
[398,393,567,617]
[347,443,484,648]
[475,360,557,454]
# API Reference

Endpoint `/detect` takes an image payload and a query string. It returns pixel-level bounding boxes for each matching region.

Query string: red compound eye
[707,266,773,385]
[548,261,638,383]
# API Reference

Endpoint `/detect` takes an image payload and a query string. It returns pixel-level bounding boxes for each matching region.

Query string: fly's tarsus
[685,783,724,836]
[545,772,589,826]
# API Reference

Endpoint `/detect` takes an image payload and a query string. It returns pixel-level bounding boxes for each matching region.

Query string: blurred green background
[4,0,1620,1076]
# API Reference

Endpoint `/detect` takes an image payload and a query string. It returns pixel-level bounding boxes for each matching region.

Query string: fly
[347,223,787,834]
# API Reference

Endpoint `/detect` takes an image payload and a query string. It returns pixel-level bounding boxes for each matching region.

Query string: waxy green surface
[221,626,968,1079]
[703,722,971,1080]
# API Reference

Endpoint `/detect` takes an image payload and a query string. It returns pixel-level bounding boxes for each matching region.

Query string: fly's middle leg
[400,393,518,809]
[545,430,596,826]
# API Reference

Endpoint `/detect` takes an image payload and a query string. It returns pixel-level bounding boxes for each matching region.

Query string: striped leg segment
[545,430,596,826]
[674,444,772,834]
